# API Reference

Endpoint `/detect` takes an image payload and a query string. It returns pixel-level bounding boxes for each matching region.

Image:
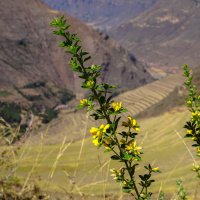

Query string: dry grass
[1,74,199,199]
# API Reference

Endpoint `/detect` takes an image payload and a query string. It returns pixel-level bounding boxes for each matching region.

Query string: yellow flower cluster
[80,99,89,107]
[192,111,200,120]
[112,101,122,112]
[192,163,200,172]
[90,124,110,147]
[125,140,142,156]
[85,80,95,88]
[122,116,140,131]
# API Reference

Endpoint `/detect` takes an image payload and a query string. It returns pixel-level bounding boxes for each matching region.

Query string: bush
[59,88,75,104]
[24,81,46,88]
[42,109,58,124]
[0,102,21,124]
[24,94,42,101]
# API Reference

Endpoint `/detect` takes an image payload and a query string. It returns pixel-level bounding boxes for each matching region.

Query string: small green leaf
[111,155,120,160]
[84,56,91,62]
[122,186,132,193]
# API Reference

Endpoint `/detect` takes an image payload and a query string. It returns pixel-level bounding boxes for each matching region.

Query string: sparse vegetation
[177,180,188,200]
[59,88,75,104]
[42,108,58,124]
[0,102,21,124]
[0,120,49,199]
[0,91,11,97]
[24,81,46,89]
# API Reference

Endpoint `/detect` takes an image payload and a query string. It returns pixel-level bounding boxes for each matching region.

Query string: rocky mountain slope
[44,0,200,71]
[0,0,153,115]
[111,0,200,69]
[42,0,157,31]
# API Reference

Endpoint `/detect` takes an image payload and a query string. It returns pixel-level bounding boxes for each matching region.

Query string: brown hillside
[111,0,200,70]
[0,0,153,109]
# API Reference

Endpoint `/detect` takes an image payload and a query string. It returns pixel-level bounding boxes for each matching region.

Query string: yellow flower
[135,127,140,132]
[187,129,193,134]
[112,102,122,112]
[125,140,142,155]
[128,116,137,126]
[192,111,198,116]
[99,124,110,133]
[93,138,100,146]
[90,124,110,136]
[122,116,140,131]
[90,127,99,136]
[192,111,200,120]
[90,124,110,147]
[152,167,159,172]
[192,163,200,171]
[85,80,95,88]
[192,136,197,141]
[80,98,88,106]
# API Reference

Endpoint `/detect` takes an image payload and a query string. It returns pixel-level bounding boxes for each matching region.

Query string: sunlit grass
[1,106,198,198]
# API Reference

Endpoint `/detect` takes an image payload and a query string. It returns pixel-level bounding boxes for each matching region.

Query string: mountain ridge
[42,0,157,31]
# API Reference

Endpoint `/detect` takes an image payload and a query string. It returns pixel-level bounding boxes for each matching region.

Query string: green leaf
[123,152,133,161]
[139,175,145,181]
[113,117,121,132]
[80,51,89,57]
[84,56,92,62]
[99,96,106,104]
[106,95,113,104]
[111,155,120,160]
[122,186,132,193]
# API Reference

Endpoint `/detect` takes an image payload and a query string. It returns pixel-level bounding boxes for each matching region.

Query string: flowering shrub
[51,16,159,199]
[183,64,200,178]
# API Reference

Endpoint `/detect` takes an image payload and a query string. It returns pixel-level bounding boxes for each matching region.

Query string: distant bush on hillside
[42,108,58,124]
[24,81,46,88]
[59,88,75,104]
[0,102,21,124]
